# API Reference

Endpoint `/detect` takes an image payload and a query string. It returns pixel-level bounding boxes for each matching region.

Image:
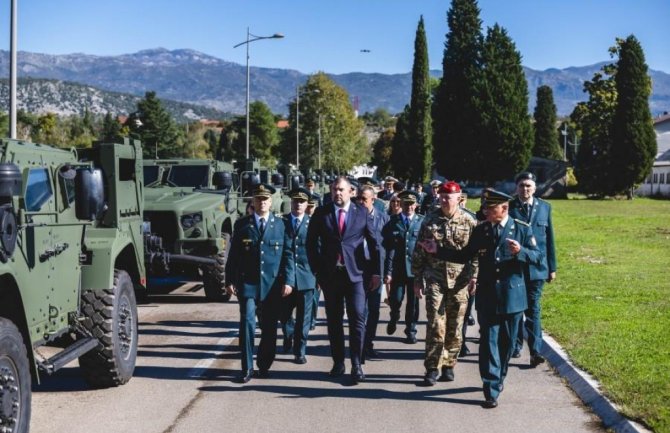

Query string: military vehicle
[0,138,145,433]
[142,159,242,302]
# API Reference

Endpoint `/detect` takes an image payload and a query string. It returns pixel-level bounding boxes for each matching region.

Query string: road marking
[186,336,236,379]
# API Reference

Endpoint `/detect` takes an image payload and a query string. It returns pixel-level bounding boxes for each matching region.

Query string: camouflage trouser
[424,280,469,370]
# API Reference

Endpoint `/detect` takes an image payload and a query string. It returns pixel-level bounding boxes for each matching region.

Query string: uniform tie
[294,217,300,233]
[494,223,502,243]
[259,217,266,234]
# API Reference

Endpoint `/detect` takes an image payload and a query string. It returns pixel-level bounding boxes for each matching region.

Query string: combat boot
[423,369,439,386]
[439,366,455,382]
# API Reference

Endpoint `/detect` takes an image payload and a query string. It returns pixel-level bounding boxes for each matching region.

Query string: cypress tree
[610,35,657,197]
[533,85,563,159]
[408,16,433,182]
[478,24,533,183]
[432,0,483,181]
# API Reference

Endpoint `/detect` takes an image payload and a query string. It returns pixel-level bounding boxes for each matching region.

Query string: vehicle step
[38,337,100,375]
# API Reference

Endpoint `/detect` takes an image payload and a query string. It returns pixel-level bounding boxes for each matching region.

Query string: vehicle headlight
[180,212,202,229]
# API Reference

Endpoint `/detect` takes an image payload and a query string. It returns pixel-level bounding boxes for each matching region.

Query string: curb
[541,333,652,433]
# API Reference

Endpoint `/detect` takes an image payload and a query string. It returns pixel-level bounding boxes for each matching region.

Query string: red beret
[438,181,461,194]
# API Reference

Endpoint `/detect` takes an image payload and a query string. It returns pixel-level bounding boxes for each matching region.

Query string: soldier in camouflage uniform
[412,181,478,385]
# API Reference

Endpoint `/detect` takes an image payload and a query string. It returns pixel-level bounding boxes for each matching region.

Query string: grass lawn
[543,198,670,432]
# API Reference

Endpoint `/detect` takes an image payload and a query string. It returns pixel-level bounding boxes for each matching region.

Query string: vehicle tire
[79,270,138,388]
[203,233,232,302]
[0,318,31,433]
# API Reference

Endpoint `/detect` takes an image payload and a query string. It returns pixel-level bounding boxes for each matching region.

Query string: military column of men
[225,171,556,409]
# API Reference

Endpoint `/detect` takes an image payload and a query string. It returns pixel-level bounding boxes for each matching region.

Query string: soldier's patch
[530,236,537,247]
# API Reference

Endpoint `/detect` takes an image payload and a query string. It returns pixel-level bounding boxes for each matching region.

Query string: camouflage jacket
[411,208,478,289]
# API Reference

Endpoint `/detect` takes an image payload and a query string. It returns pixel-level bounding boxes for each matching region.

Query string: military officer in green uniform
[411,181,478,385]
[280,187,317,364]
[418,189,543,408]
[382,190,424,345]
[225,183,294,383]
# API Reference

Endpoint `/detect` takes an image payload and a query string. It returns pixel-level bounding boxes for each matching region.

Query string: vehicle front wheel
[0,318,31,433]
[79,270,138,388]
[203,233,232,302]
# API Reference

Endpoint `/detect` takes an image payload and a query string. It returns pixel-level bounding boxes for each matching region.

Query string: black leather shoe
[236,369,253,383]
[459,344,470,357]
[257,368,270,378]
[424,369,439,386]
[282,337,293,354]
[439,366,455,382]
[329,362,346,377]
[386,321,397,335]
[467,315,476,326]
[351,365,365,384]
[511,349,521,358]
[404,335,417,344]
[364,347,380,359]
[530,353,546,367]
[483,398,498,408]
[294,355,307,365]
[309,323,316,331]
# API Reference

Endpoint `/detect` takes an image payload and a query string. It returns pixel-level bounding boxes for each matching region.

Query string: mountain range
[0,48,668,119]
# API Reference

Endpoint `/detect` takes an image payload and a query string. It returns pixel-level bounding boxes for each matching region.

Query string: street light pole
[296,86,300,170]
[561,123,568,161]
[234,29,284,160]
[9,0,18,139]
[318,113,322,171]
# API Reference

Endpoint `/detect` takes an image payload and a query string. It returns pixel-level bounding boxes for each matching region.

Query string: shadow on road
[198,381,483,406]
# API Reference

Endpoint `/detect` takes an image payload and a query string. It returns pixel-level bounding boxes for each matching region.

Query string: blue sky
[1,0,668,74]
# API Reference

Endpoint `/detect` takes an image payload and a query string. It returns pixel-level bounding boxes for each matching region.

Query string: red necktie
[338,208,346,235]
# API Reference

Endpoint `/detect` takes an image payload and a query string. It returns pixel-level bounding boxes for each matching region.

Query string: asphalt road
[31,283,605,433]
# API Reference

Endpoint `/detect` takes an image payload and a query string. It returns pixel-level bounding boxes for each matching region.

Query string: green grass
[543,198,670,432]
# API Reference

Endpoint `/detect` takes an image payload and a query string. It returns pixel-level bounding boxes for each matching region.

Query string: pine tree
[610,35,657,197]
[101,112,122,142]
[533,85,562,159]
[478,24,533,183]
[407,16,433,182]
[130,91,182,159]
[432,0,484,181]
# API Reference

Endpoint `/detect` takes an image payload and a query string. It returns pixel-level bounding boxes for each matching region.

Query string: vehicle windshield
[168,165,210,188]
[143,166,160,186]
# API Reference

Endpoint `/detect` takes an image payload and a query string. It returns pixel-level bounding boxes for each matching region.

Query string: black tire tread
[203,233,231,302]
[0,317,31,433]
[79,270,136,388]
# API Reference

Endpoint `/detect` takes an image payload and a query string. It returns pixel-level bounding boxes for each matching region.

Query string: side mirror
[75,168,105,220]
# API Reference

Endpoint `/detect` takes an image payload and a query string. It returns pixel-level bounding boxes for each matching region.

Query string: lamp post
[561,123,568,161]
[9,0,18,138]
[234,28,284,160]
[317,113,321,171]
[296,86,300,170]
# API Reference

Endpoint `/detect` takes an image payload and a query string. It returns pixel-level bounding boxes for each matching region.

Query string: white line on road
[186,336,236,379]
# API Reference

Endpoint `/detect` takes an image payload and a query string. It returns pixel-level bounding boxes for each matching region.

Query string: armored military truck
[0,138,145,433]
[142,159,241,302]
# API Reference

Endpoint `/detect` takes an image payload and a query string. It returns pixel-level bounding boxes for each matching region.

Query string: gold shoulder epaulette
[514,218,530,227]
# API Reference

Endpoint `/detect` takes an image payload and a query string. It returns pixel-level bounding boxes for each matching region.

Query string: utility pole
[9,0,18,138]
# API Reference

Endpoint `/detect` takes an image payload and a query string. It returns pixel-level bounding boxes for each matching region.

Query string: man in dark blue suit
[225,184,294,383]
[280,187,317,364]
[307,177,381,384]
[418,189,543,408]
[509,172,557,367]
[357,184,389,360]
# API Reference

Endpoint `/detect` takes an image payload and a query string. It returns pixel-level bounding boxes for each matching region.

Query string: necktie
[338,209,346,235]
[523,202,531,217]
[294,217,300,233]
[494,223,501,243]
[259,217,266,234]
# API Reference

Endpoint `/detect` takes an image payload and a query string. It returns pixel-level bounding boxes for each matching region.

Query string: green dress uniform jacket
[508,197,556,281]
[225,213,294,300]
[383,213,424,278]
[283,214,316,291]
